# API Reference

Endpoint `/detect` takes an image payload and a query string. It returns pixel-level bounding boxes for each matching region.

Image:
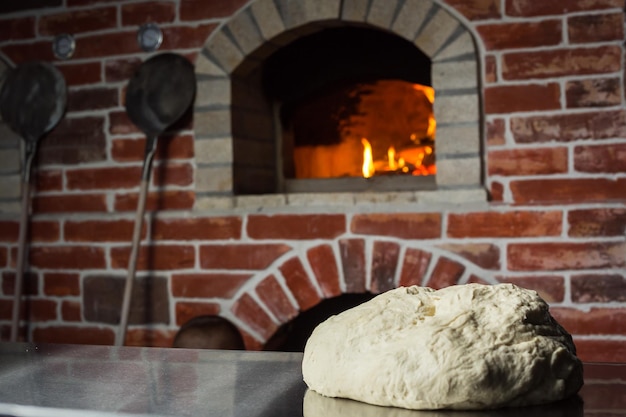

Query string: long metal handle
[10,178,30,342]
[116,136,157,346]
[11,149,35,342]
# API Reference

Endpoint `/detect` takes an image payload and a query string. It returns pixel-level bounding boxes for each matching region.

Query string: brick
[153,217,241,240]
[152,162,193,187]
[2,272,39,296]
[447,211,562,238]
[508,242,626,271]
[485,55,497,83]
[503,46,621,80]
[487,119,505,146]
[126,328,176,348]
[38,116,106,166]
[511,110,626,143]
[83,275,169,324]
[551,308,626,335]
[109,111,141,135]
[242,331,264,351]
[485,83,560,114]
[56,62,102,86]
[307,245,341,298]
[111,134,195,161]
[247,214,346,239]
[121,1,176,26]
[585,363,626,380]
[171,273,251,298]
[467,275,490,285]
[43,273,80,296]
[67,87,118,113]
[33,326,115,345]
[104,57,142,83]
[256,275,298,323]
[30,246,106,269]
[0,299,11,320]
[510,178,626,204]
[506,0,623,16]
[111,245,195,271]
[200,244,291,270]
[571,273,626,303]
[61,300,81,321]
[438,243,500,270]
[114,190,195,211]
[338,239,366,293]
[487,147,568,176]
[32,194,108,213]
[575,339,626,363]
[39,7,117,35]
[566,78,621,108]
[64,219,140,242]
[29,221,60,243]
[496,275,565,302]
[162,24,218,49]
[180,0,248,20]
[370,241,400,293]
[72,31,139,60]
[444,0,500,20]
[160,133,196,160]
[399,248,432,287]
[25,299,57,322]
[0,221,19,242]
[1,41,54,64]
[568,208,626,237]
[351,213,441,239]
[477,20,561,50]
[427,257,465,289]
[35,169,63,192]
[232,293,278,341]
[0,16,35,41]
[569,12,624,43]
[279,257,322,311]
[66,166,142,190]
[574,143,626,173]
[175,301,220,325]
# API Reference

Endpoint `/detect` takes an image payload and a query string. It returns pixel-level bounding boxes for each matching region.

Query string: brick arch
[192,0,483,201]
[229,240,498,347]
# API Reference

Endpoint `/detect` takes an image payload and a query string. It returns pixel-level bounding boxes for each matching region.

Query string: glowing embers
[286,80,436,181]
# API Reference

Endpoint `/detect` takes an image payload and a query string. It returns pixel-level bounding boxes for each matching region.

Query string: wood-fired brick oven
[194,0,483,199]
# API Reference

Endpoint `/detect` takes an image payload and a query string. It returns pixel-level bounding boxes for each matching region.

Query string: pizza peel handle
[0,61,66,342]
[117,53,195,346]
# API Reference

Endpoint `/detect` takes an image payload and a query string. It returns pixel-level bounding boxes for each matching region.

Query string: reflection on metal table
[0,343,624,417]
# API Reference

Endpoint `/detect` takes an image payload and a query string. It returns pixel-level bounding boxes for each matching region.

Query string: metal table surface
[0,343,624,417]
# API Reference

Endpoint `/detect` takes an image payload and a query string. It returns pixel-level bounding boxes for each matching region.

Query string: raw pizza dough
[302,284,583,410]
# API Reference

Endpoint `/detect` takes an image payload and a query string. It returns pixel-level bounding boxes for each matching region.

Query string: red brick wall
[0,0,625,362]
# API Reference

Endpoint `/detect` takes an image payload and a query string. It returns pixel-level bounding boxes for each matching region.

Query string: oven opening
[262,26,436,193]
[284,79,436,180]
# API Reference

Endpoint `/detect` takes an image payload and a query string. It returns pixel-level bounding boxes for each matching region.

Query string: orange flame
[361,138,375,178]
[388,146,397,171]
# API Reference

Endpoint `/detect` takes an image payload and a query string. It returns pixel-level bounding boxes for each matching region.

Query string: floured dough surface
[302,284,583,410]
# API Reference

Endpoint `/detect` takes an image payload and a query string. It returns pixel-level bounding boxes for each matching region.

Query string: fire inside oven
[283,79,436,180]
[263,26,435,189]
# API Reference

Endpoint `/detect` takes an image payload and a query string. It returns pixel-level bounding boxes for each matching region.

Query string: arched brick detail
[229,239,502,345]
[193,0,483,200]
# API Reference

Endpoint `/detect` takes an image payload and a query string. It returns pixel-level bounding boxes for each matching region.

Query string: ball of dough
[302,284,583,410]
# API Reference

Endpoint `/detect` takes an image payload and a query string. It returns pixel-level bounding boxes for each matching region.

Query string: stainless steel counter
[0,343,623,417]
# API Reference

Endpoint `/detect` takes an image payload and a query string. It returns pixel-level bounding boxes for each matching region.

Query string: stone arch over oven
[228,241,498,349]
[192,0,484,201]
